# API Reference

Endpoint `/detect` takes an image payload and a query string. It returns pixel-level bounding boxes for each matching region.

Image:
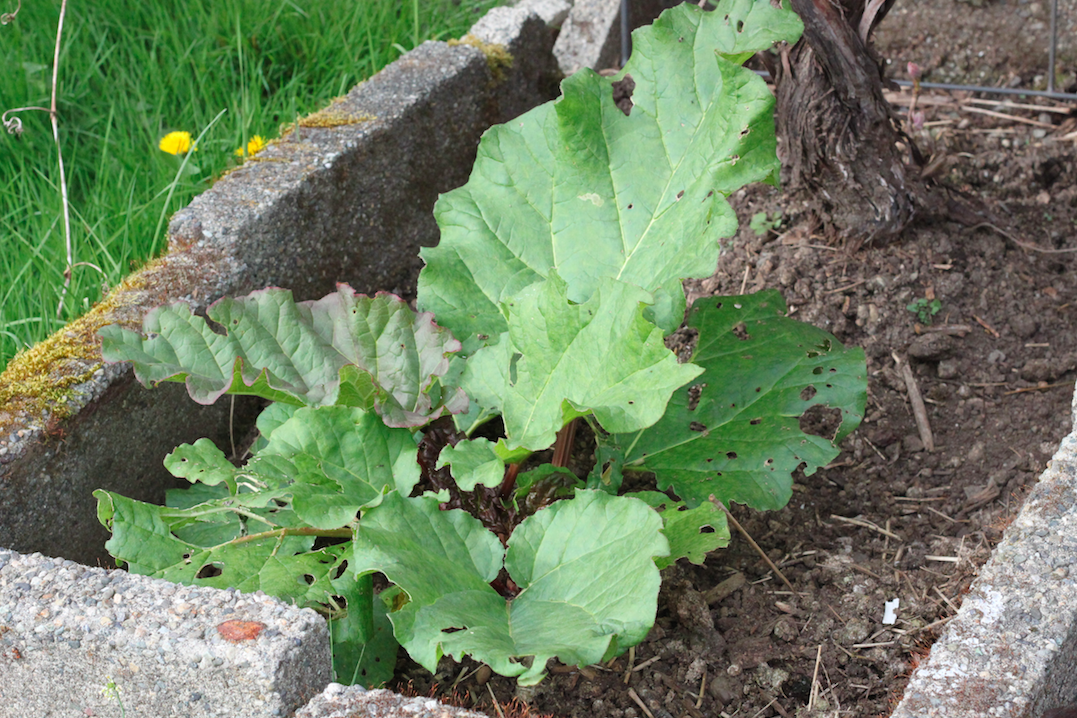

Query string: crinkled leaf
[348,492,505,670]
[627,491,729,569]
[99,285,467,427]
[603,291,866,510]
[350,491,667,685]
[260,406,421,527]
[436,437,506,491]
[417,2,802,349]
[96,489,310,581]
[501,489,668,670]
[462,274,702,451]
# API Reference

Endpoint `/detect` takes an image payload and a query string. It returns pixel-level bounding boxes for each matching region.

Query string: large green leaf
[347,492,505,671]
[99,286,467,427]
[603,291,866,510]
[349,490,667,685]
[461,274,702,451]
[417,1,803,349]
[163,406,420,530]
[259,406,421,527]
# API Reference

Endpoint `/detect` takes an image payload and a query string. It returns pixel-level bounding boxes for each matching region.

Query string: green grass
[0,0,503,371]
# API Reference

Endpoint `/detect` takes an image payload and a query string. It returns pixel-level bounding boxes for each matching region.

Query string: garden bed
[3,1,1076,717]
[390,2,1077,716]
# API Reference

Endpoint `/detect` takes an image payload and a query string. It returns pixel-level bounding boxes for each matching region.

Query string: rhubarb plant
[95,1,864,688]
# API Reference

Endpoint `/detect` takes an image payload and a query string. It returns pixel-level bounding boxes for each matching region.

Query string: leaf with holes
[416,2,803,351]
[599,290,866,511]
[165,438,241,493]
[92,0,834,689]
[162,406,420,531]
[99,286,467,427]
[93,483,386,685]
[627,491,730,569]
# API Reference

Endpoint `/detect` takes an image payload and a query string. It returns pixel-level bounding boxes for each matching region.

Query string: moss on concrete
[276,97,376,138]
[0,256,192,439]
[448,34,513,84]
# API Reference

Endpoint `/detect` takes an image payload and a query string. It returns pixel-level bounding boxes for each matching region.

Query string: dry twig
[808,645,823,711]
[627,688,656,718]
[893,352,935,452]
[829,514,902,540]
[966,222,1077,255]
[712,497,797,593]
[486,685,506,718]
[1004,381,1072,396]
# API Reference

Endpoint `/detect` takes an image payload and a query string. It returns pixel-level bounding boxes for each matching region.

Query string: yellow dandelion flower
[235,135,267,157]
[159,131,193,155]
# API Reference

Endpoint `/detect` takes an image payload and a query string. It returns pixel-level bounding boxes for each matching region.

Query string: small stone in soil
[708,674,739,705]
[908,333,957,361]
[937,359,959,379]
[903,434,925,453]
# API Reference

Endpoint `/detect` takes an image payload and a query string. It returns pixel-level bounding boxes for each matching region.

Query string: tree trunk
[774,0,925,246]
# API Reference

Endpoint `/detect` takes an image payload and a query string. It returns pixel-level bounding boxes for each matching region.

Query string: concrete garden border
[890,385,1077,717]
[3,0,1074,715]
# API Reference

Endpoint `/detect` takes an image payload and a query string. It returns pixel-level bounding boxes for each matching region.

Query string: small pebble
[903,434,925,453]
[709,674,738,704]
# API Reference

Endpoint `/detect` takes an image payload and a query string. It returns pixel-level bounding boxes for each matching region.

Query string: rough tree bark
[772,0,934,246]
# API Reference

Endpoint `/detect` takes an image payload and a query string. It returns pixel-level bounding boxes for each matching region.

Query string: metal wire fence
[619,0,1077,101]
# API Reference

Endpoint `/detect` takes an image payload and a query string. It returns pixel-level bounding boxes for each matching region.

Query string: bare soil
[391,2,1077,716]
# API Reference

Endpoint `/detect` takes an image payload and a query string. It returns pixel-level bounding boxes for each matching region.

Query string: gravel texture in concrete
[0,549,330,718]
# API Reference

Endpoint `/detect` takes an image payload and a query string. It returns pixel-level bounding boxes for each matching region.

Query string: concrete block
[513,0,572,28]
[0,549,330,718]
[553,0,668,75]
